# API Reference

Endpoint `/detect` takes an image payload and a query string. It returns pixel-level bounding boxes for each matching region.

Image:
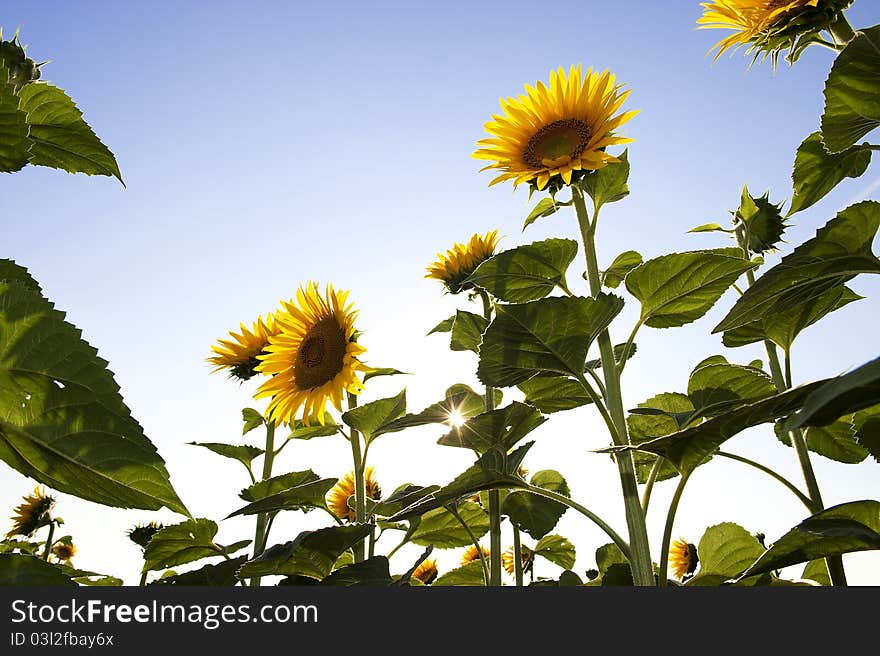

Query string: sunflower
[127,522,163,549]
[207,313,279,381]
[474,64,637,192]
[51,540,76,563]
[460,544,491,566]
[412,559,439,585]
[697,0,821,59]
[668,538,699,580]
[6,486,55,538]
[326,468,382,523]
[255,282,367,426]
[502,545,533,576]
[425,230,501,294]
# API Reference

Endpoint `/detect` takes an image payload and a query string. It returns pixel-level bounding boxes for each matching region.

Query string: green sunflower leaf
[686,359,776,418]
[0,61,28,172]
[534,534,576,570]
[0,267,188,516]
[142,519,225,572]
[240,470,322,502]
[518,375,593,413]
[627,392,694,483]
[465,238,578,302]
[785,356,880,430]
[697,522,765,579]
[585,342,637,370]
[0,259,42,292]
[722,285,862,350]
[151,556,248,586]
[714,202,880,334]
[790,132,872,215]
[626,249,757,329]
[286,416,338,441]
[188,442,264,471]
[319,556,393,586]
[0,553,76,585]
[342,388,406,443]
[227,478,337,518]
[433,560,486,586]
[373,484,440,519]
[409,502,489,549]
[801,559,831,586]
[688,223,730,234]
[821,26,880,153]
[580,149,630,212]
[477,294,624,387]
[523,196,570,231]
[362,367,408,382]
[602,250,643,289]
[450,310,488,353]
[737,501,880,581]
[437,402,546,454]
[17,81,123,182]
[503,470,569,540]
[802,416,868,464]
[237,524,372,580]
[854,405,880,463]
[595,543,628,575]
[373,384,496,437]
[241,407,264,435]
[427,316,455,335]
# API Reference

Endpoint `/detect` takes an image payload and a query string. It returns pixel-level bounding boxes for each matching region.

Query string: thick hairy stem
[480,290,503,587]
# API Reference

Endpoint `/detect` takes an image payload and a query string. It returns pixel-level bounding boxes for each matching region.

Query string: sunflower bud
[0,30,42,90]
[127,522,163,549]
[733,185,787,254]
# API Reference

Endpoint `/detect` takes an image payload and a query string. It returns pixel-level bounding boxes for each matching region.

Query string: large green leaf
[320,557,393,586]
[697,522,765,579]
[241,408,264,435]
[627,392,693,483]
[821,26,880,153]
[375,384,495,437]
[686,359,776,418]
[142,519,228,572]
[450,310,488,353]
[504,470,569,540]
[0,260,42,293]
[188,442,263,471]
[477,294,623,387]
[286,416,338,441]
[227,478,337,518]
[854,405,880,463]
[626,249,757,328]
[409,502,489,549]
[433,560,486,586]
[237,525,372,580]
[0,61,28,172]
[0,271,188,515]
[790,132,872,215]
[801,559,831,586]
[427,316,455,335]
[374,484,440,518]
[388,443,533,521]
[342,389,406,443]
[534,534,576,570]
[802,416,868,464]
[595,543,628,575]
[17,82,122,182]
[722,285,862,351]
[737,501,880,580]
[602,250,643,289]
[714,202,880,333]
[0,553,77,585]
[518,375,592,414]
[151,556,247,586]
[240,469,321,502]
[437,402,546,454]
[362,368,407,383]
[785,356,880,429]
[465,238,577,302]
[580,149,630,211]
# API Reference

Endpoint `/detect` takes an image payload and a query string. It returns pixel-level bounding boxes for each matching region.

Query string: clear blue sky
[2,0,878,584]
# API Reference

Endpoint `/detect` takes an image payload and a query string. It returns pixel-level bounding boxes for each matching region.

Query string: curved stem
[641,457,663,514]
[523,483,631,562]
[658,472,691,587]
[385,534,409,561]
[585,367,607,399]
[348,391,367,563]
[41,521,56,561]
[480,289,503,587]
[513,527,524,587]
[449,505,490,586]
[138,570,148,587]
[250,420,276,588]
[572,186,654,586]
[616,319,642,376]
[574,373,618,442]
[827,12,856,45]
[716,451,813,510]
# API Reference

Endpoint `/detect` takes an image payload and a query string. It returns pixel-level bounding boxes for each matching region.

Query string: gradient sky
[2,0,879,585]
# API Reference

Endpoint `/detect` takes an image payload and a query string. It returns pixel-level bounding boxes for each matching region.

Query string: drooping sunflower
[6,486,55,538]
[255,282,367,426]
[326,468,382,523]
[51,540,76,564]
[412,559,439,585]
[502,545,534,576]
[425,230,501,294]
[127,522,163,549]
[474,65,637,192]
[207,313,279,381]
[460,544,491,566]
[697,0,823,59]
[668,538,699,580]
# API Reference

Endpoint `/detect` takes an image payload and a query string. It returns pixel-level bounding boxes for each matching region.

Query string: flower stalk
[480,290,503,587]
[348,391,367,563]
[250,419,276,587]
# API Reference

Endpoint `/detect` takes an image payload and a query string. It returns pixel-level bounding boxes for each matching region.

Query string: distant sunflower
[326,468,382,523]
[502,545,534,576]
[425,230,500,294]
[412,559,439,585]
[208,314,279,381]
[697,0,820,59]
[51,540,76,564]
[461,544,491,566]
[127,522,163,549]
[668,538,699,580]
[255,282,367,426]
[474,65,637,192]
[6,486,55,538]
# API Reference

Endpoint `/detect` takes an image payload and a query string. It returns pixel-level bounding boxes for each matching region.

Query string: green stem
[784,349,793,390]
[574,373,618,442]
[348,391,367,563]
[480,290,503,587]
[513,527,524,587]
[716,451,813,510]
[828,12,856,45]
[523,483,631,562]
[658,472,691,587]
[617,319,642,376]
[250,420,276,588]
[41,521,56,561]
[385,535,409,561]
[449,505,490,586]
[641,457,663,514]
[138,570,148,587]
[572,186,654,586]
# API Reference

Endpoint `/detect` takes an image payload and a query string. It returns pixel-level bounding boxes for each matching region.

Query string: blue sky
[2,1,879,584]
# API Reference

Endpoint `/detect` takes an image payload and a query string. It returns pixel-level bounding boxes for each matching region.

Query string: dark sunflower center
[293,316,347,390]
[522,118,592,168]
